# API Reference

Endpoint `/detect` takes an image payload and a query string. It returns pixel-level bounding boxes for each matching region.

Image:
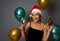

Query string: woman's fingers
[20,24,24,30]
[46,24,54,33]
[44,24,54,33]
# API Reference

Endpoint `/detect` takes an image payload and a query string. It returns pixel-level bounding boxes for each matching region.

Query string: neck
[33,21,41,24]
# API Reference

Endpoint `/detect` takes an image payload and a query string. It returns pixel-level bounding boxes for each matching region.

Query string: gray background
[0,0,60,41]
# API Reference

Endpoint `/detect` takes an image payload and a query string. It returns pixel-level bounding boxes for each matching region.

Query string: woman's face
[31,12,41,22]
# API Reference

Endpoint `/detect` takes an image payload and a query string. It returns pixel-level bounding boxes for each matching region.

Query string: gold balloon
[38,0,50,10]
[8,28,21,41]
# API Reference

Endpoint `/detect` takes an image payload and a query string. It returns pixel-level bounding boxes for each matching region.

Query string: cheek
[36,16,39,18]
[35,15,40,20]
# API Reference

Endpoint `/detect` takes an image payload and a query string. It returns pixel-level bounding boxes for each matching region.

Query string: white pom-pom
[29,14,32,17]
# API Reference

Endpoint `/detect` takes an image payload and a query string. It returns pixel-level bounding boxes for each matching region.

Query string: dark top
[26,27,44,41]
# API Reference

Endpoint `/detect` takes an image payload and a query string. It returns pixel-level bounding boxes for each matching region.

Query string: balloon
[8,28,21,41]
[38,0,50,10]
[50,25,60,41]
[15,7,25,22]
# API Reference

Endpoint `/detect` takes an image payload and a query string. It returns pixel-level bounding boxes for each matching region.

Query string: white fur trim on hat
[31,9,42,16]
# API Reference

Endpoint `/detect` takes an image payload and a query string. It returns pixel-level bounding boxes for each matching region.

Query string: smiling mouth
[34,18,39,20]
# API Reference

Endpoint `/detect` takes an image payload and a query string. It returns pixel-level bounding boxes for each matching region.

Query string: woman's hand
[47,24,54,33]
[20,24,25,31]
[42,23,54,41]
[44,23,54,33]
[19,24,25,39]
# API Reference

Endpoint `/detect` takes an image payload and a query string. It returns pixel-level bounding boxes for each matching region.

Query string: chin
[34,20,39,22]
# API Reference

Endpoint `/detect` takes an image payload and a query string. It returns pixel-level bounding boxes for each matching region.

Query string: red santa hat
[30,5,42,17]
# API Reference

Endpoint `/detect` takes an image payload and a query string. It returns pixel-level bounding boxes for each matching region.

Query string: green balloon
[50,25,60,41]
[15,7,25,22]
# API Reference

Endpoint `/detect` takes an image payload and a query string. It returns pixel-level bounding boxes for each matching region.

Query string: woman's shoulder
[26,21,33,25]
[25,22,31,28]
[41,22,45,25]
[41,22,47,31]
[26,22,31,25]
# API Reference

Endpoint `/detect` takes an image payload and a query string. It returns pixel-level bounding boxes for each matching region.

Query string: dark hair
[39,14,42,21]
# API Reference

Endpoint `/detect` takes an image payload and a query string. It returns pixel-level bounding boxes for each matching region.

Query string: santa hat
[30,5,42,17]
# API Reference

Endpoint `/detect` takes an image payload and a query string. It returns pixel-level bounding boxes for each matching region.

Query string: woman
[20,5,53,41]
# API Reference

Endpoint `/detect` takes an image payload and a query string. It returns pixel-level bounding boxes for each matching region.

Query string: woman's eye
[31,13,39,16]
